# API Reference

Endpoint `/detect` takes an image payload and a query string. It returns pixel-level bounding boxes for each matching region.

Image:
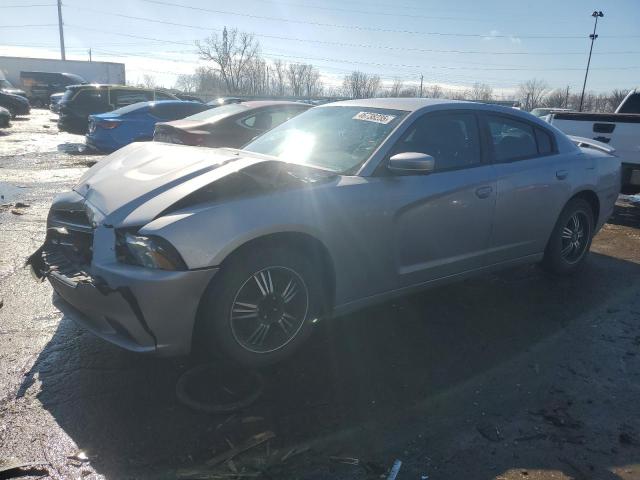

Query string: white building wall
[0,56,125,86]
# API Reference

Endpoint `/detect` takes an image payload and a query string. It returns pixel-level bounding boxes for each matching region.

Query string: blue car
[86,100,212,152]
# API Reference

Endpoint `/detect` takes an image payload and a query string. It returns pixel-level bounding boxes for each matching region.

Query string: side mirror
[388,152,435,174]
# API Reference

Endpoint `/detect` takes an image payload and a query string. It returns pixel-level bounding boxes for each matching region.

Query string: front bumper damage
[28,192,218,356]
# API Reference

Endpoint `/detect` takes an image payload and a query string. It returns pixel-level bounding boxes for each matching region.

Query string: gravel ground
[1,110,640,479]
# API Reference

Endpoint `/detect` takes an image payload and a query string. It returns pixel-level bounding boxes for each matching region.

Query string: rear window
[72,88,108,104]
[184,103,247,122]
[617,92,640,114]
[111,101,149,115]
[151,102,211,120]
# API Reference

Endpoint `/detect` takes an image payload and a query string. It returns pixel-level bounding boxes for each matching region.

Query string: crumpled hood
[73,142,272,227]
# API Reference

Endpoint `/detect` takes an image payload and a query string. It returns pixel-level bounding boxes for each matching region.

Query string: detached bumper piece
[28,241,158,353]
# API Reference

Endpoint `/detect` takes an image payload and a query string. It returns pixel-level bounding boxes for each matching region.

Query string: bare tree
[609,88,629,111]
[271,59,287,96]
[387,79,404,97]
[543,88,568,108]
[303,65,323,97]
[427,84,443,98]
[141,74,156,89]
[174,73,198,93]
[470,82,493,101]
[197,27,260,94]
[518,78,549,111]
[287,63,308,97]
[342,71,380,99]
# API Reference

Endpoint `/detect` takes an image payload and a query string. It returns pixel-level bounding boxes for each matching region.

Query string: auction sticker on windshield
[353,111,396,124]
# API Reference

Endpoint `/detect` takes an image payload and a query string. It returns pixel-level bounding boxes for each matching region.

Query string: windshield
[243,106,407,173]
[183,103,247,122]
[0,80,13,89]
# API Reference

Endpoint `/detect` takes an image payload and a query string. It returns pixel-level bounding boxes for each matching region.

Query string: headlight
[116,232,186,270]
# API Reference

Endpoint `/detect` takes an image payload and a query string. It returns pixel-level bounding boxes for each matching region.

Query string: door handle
[556,170,568,180]
[475,186,493,199]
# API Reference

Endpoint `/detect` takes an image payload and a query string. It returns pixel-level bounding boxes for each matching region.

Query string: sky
[1,0,639,96]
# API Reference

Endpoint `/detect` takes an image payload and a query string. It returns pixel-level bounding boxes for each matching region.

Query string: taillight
[99,120,120,129]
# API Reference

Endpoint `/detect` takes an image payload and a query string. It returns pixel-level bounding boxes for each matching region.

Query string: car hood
[73,142,334,227]
[2,88,27,97]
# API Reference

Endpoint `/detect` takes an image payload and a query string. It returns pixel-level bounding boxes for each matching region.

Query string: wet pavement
[1,110,640,479]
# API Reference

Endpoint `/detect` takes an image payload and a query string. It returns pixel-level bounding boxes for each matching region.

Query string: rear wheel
[196,246,321,368]
[542,198,594,275]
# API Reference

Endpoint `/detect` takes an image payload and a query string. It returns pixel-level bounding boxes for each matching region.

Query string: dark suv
[58,85,178,134]
[20,71,87,107]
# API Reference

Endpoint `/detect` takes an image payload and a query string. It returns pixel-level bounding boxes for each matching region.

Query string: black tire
[196,246,322,368]
[7,107,16,119]
[542,197,594,275]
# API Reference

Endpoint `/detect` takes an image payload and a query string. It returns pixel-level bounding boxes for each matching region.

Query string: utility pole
[57,0,66,60]
[564,85,570,108]
[579,10,604,112]
[88,48,92,62]
[419,74,423,97]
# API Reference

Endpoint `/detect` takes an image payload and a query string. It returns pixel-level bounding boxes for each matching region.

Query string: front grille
[49,208,93,233]
[44,207,95,282]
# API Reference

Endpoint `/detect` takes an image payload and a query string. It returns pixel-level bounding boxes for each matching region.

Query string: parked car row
[0,90,30,118]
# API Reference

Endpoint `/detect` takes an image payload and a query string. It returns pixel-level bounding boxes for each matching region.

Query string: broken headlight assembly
[116,231,187,271]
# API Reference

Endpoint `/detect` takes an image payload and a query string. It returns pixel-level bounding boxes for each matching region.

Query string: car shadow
[19,254,640,478]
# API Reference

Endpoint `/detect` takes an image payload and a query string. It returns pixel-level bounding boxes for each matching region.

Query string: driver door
[383,110,496,286]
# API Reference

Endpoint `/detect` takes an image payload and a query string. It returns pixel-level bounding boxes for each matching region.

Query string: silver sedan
[29,98,621,367]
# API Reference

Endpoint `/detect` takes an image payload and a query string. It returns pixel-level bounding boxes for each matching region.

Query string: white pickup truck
[548,88,640,193]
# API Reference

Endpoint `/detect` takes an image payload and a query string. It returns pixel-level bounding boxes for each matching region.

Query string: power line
[0,24,57,28]
[62,7,640,57]
[0,3,56,7]
[139,0,635,39]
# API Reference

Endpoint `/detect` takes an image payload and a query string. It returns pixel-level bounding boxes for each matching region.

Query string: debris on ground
[477,423,503,442]
[280,446,309,463]
[619,425,638,446]
[0,457,47,476]
[386,459,402,480]
[205,431,275,467]
[530,404,582,429]
[10,209,24,215]
[67,450,90,465]
[329,456,360,465]
[14,202,30,209]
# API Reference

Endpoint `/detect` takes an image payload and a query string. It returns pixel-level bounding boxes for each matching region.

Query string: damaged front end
[27,191,217,356]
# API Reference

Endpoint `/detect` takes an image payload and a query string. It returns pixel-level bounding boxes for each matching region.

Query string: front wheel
[196,246,321,368]
[542,198,594,275]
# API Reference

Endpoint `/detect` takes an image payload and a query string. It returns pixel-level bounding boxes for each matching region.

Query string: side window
[74,89,108,105]
[111,89,153,108]
[486,115,538,162]
[535,128,554,155]
[617,92,640,114]
[392,112,481,171]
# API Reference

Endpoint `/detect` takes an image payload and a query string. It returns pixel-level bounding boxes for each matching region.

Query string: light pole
[579,10,604,112]
[57,0,66,60]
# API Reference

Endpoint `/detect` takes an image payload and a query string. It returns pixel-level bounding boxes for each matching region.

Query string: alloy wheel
[230,266,309,354]
[560,211,589,264]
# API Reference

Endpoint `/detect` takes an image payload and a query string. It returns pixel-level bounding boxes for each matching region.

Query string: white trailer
[0,56,125,86]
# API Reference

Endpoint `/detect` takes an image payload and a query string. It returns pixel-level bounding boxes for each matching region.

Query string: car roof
[236,100,312,109]
[322,97,468,112]
[67,84,163,91]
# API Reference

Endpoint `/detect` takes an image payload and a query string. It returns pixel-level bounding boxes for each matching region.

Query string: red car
[153,100,311,148]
